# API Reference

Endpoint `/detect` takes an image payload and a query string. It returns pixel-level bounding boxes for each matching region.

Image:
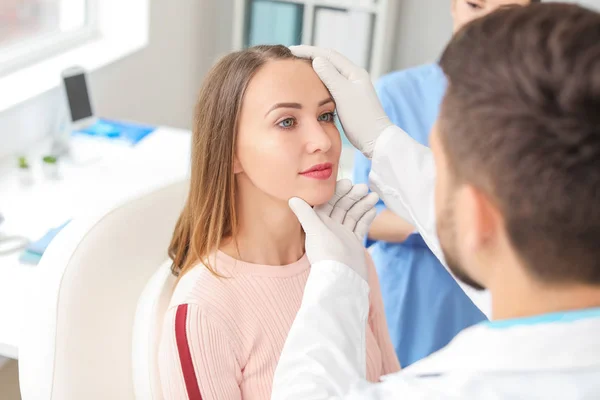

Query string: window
[246,0,304,48]
[0,0,95,75]
[0,0,147,113]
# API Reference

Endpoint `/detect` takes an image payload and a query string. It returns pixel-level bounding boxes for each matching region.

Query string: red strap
[175,304,203,400]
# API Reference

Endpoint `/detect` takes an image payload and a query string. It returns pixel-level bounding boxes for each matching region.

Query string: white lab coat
[370,127,491,315]
[271,126,600,399]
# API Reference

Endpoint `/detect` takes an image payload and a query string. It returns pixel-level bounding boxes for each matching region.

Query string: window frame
[0,0,149,113]
[0,0,99,77]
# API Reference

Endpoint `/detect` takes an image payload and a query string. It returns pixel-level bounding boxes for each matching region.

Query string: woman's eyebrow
[265,102,301,116]
[319,97,335,107]
[265,97,335,117]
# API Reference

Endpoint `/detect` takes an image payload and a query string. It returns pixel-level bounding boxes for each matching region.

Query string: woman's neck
[221,186,304,266]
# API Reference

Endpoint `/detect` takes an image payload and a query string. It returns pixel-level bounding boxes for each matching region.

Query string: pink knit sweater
[158,251,400,400]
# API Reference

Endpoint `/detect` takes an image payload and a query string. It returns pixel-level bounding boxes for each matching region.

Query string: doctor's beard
[437,192,486,291]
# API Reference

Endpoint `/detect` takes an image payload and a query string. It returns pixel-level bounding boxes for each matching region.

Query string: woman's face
[451,0,530,32]
[235,59,342,206]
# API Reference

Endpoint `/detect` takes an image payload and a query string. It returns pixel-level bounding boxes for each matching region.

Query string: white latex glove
[290,45,393,158]
[289,179,379,281]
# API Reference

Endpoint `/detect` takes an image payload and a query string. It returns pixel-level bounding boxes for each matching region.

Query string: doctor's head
[432,4,600,293]
[451,0,540,33]
[169,45,341,277]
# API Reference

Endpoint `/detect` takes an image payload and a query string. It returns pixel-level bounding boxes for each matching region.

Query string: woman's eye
[278,118,296,129]
[467,1,481,10]
[318,112,335,123]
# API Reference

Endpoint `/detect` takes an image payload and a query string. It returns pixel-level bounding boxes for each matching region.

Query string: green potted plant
[42,155,60,180]
[17,156,33,185]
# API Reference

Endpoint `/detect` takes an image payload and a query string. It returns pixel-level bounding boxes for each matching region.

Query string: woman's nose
[304,121,332,153]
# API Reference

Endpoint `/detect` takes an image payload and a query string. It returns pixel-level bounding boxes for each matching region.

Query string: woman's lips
[299,163,333,180]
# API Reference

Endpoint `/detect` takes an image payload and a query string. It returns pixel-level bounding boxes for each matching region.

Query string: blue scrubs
[353,64,487,367]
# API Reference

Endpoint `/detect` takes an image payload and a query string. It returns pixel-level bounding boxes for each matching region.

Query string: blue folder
[19,220,70,265]
[75,118,156,145]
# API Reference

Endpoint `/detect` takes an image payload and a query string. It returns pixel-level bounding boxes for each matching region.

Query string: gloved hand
[289,179,379,281]
[290,45,393,158]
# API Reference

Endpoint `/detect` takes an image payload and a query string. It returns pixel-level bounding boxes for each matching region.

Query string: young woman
[158,45,400,400]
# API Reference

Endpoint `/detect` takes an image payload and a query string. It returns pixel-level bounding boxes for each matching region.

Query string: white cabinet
[232,0,399,79]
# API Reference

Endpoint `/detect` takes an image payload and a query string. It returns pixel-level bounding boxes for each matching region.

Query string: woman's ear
[233,154,243,174]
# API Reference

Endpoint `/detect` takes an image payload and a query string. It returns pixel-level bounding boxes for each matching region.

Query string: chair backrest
[18,179,188,400]
[132,259,177,399]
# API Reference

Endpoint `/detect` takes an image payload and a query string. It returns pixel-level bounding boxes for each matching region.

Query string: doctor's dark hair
[438,3,600,284]
[169,45,301,279]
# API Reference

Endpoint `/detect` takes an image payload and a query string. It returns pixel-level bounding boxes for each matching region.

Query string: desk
[0,126,193,359]
[0,127,356,359]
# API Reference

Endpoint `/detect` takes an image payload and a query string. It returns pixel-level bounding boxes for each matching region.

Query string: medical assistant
[353,64,486,367]
[271,125,600,399]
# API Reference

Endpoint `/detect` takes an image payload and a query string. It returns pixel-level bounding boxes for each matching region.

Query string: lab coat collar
[398,310,600,377]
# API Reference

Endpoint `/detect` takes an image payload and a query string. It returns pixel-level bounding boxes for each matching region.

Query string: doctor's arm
[271,260,372,400]
[366,82,421,244]
[271,182,436,400]
[368,126,441,261]
[352,84,417,244]
[271,182,379,399]
[366,253,402,374]
[353,137,415,244]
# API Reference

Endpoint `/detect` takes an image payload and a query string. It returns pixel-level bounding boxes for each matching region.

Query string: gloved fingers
[330,184,369,223]
[290,46,359,80]
[289,197,324,236]
[321,50,364,81]
[354,208,377,242]
[289,45,328,60]
[342,192,380,232]
[312,57,347,95]
[315,179,353,217]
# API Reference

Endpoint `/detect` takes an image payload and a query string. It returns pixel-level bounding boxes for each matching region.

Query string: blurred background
[0,0,452,159]
[0,1,450,397]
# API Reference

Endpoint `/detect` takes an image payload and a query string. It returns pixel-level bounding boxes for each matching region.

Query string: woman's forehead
[243,59,330,110]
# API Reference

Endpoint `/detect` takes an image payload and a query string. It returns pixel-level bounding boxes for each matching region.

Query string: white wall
[391,0,453,70]
[90,0,233,129]
[0,0,235,159]
[390,0,600,72]
[552,0,600,10]
[0,89,63,159]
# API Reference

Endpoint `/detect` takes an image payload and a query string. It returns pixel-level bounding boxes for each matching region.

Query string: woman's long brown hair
[169,45,299,278]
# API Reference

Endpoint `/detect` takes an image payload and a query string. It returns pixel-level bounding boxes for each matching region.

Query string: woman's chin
[300,185,337,207]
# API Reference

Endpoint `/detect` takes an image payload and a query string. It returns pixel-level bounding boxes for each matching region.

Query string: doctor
[272,3,600,399]
[353,0,542,367]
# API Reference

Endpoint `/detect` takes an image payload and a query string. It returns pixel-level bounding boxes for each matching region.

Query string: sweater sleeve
[366,252,402,375]
[158,303,243,400]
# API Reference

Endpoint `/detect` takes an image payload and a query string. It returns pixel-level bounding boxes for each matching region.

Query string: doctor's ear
[460,185,501,252]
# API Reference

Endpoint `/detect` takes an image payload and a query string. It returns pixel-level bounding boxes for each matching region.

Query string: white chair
[132,258,177,399]
[18,179,188,400]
